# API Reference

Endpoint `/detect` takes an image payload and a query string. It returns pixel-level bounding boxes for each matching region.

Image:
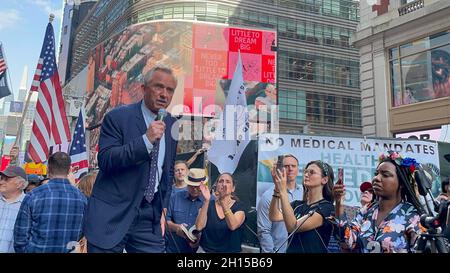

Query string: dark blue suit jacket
[84,101,177,249]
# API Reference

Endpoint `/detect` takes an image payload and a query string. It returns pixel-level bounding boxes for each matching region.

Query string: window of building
[304,92,361,127]
[390,30,450,107]
[280,50,359,88]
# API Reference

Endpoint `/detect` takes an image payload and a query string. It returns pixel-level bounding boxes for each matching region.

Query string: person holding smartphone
[257,154,303,253]
[334,177,376,219]
[269,160,335,253]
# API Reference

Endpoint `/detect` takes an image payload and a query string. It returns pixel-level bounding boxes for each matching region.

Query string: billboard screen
[86,20,277,127]
[85,20,277,166]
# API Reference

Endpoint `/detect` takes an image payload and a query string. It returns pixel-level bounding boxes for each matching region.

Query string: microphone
[157,108,167,122]
[420,214,440,229]
[273,208,317,253]
[152,109,167,145]
[414,166,432,197]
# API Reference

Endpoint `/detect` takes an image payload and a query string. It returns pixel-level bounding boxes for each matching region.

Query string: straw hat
[184,168,208,186]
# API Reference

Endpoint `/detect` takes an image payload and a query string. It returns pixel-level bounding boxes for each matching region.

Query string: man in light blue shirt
[257,155,303,253]
[0,166,28,253]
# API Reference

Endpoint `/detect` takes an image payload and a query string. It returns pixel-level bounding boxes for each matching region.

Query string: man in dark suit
[84,66,178,253]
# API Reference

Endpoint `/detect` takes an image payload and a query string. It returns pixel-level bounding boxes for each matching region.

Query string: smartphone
[337,168,344,185]
[276,155,284,172]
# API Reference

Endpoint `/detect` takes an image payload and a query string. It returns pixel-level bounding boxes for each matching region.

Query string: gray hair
[16,176,29,190]
[143,65,178,87]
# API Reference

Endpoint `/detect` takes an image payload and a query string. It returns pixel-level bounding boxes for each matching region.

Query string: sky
[0,0,63,99]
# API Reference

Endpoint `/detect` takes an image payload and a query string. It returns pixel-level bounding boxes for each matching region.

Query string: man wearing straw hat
[166,168,206,253]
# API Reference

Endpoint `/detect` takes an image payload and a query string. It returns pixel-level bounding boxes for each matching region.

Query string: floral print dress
[337,202,420,253]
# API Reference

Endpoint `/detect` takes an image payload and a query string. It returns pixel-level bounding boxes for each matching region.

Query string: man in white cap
[0,166,28,252]
[166,168,206,253]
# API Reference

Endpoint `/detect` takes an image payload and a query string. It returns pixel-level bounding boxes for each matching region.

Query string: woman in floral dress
[335,151,425,253]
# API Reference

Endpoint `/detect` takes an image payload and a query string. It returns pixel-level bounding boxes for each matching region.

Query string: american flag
[69,108,88,181]
[0,44,7,76]
[28,23,71,163]
[0,43,11,99]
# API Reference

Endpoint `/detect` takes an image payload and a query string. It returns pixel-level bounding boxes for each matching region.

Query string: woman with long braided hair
[335,151,424,253]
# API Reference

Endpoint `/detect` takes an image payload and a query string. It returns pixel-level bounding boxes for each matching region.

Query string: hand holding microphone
[146,109,167,144]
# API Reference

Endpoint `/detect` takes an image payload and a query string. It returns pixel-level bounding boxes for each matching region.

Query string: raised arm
[268,167,298,232]
[195,183,211,231]
[333,183,346,218]
[186,148,205,167]
[268,166,284,222]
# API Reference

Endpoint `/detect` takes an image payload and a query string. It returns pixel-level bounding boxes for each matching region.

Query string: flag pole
[9,14,56,166]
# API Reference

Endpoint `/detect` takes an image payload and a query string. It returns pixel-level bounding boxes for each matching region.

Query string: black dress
[200,200,245,253]
[287,199,334,253]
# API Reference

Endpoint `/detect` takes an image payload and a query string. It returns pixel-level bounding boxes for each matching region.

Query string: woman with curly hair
[335,151,425,253]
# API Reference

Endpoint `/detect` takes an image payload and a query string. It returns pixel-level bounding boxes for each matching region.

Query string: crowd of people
[1,65,449,253]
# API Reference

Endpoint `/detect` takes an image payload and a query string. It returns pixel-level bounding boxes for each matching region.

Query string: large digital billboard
[86,20,277,124]
[85,20,277,165]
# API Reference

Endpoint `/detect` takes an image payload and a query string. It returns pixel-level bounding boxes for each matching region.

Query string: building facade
[354,0,450,140]
[67,0,362,136]
[58,0,98,86]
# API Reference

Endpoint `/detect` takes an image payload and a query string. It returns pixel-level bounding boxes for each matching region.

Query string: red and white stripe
[29,67,71,163]
[71,154,89,182]
[30,58,43,92]
[0,59,6,74]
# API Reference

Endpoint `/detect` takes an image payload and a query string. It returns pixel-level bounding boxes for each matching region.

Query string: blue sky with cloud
[0,0,63,98]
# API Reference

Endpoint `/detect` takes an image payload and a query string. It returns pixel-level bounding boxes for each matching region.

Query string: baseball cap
[28,174,41,184]
[0,166,27,180]
[360,181,373,193]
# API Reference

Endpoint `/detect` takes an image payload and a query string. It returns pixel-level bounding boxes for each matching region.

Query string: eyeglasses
[303,169,320,176]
